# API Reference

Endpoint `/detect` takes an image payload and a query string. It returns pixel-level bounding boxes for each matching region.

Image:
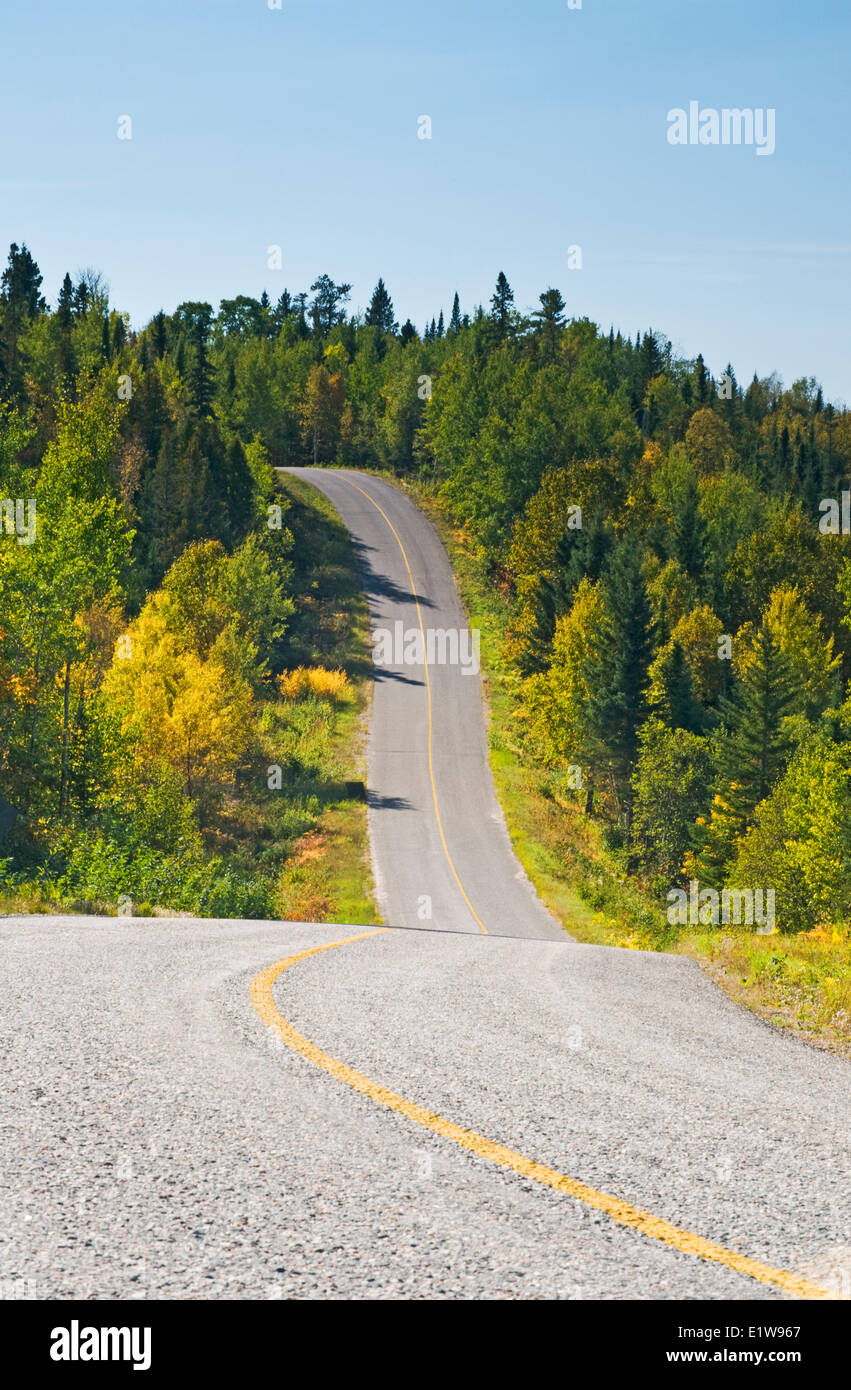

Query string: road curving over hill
[284,467,564,940]
[1,471,849,1303]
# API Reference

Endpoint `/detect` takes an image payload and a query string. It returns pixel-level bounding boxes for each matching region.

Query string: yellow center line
[251,931,837,1301]
[334,470,487,935]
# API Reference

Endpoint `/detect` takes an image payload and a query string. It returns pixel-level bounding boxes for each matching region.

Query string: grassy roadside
[0,474,380,926]
[250,472,380,926]
[390,474,851,1058]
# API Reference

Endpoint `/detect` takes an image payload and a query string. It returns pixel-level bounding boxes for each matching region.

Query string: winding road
[284,467,562,940]
[1,469,849,1301]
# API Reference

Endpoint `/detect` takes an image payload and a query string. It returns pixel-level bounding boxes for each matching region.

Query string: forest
[2,243,851,944]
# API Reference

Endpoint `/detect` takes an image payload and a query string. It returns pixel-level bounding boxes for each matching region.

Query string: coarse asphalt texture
[0,469,848,1301]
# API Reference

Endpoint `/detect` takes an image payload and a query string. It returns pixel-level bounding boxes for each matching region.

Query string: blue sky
[2,0,849,400]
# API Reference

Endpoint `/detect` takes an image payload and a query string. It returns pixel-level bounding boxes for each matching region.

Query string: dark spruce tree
[448,292,462,336]
[520,513,612,676]
[586,538,655,839]
[652,640,703,734]
[717,627,802,824]
[531,287,566,362]
[365,278,397,335]
[56,272,74,329]
[309,274,352,337]
[0,242,47,398]
[490,271,515,340]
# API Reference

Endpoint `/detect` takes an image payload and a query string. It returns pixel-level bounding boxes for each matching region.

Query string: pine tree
[670,467,705,580]
[173,303,215,417]
[531,287,566,361]
[718,627,801,820]
[151,310,167,359]
[489,271,515,339]
[718,361,739,429]
[651,640,703,733]
[272,290,293,334]
[292,292,309,338]
[399,320,417,347]
[638,330,663,385]
[56,273,74,329]
[0,242,47,397]
[692,627,802,885]
[448,292,462,336]
[436,310,444,338]
[586,539,655,834]
[56,272,75,383]
[521,513,613,675]
[187,319,215,418]
[309,274,352,337]
[693,353,710,404]
[0,243,46,317]
[365,278,397,334]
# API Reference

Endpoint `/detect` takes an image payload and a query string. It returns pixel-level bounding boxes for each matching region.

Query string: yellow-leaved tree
[521,577,604,798]
[102,592,253,804]
[734,584,841,719]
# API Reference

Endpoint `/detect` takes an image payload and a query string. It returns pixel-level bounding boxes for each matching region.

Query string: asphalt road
[1,470,849,1302]
[284,467,563,940]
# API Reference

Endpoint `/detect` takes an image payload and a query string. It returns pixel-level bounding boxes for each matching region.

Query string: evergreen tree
[531,287,566,361]
[650,639,703,733]
[718,361,739,429]
[309,274,352,337]
[173,303,215,417]
[56,272,76,384]
[292,292,309,338]
[151,310,167,359]
[586,539,655,834]
[399,319,417,347]
[638,330,663,386]
[718,627,801,819]
[489,271,515,339]
[56,273,74,329]
[272,290,293,334]
[0,242,47,396]
[187,318,215,418]
[522,513,613,675]
[436,310,444,339]
[693,353,710,404]
[0,242,46,317]
[448,292,462,336]
[692,627,802,885]
[670,466,705,581]
[365,278,397,335]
